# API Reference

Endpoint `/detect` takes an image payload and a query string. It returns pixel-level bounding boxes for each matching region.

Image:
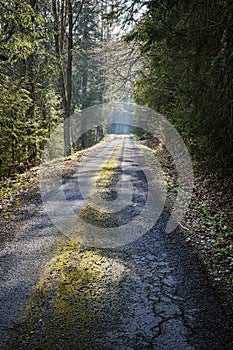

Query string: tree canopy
[121,0,233,171]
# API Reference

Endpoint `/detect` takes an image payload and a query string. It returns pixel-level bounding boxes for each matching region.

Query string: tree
[52,0,82,156]
[0,0,130,178]
[118,0,233,171]
[0,0,61,178]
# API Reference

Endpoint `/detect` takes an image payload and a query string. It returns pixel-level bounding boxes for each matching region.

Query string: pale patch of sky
[110,0,148,38]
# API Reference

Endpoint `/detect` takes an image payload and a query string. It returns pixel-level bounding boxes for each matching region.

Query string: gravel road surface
[0,135,232,349]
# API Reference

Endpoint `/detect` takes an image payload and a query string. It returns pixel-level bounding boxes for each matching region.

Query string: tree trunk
[52,0,71,157]
[64,0,73,156]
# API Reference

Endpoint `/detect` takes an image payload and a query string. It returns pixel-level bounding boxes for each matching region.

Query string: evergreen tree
[117,0,233,171]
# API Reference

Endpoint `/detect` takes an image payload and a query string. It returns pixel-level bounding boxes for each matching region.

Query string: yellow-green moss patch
[78,138,124,226]
[6,237,127,349]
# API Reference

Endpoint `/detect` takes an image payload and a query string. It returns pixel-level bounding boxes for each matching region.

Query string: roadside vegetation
[139,139,232,305]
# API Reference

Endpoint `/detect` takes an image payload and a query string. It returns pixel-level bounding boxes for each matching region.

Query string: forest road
[0,135,232,349]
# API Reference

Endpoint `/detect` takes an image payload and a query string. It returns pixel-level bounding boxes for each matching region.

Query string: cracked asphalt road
[0,135,232,349]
